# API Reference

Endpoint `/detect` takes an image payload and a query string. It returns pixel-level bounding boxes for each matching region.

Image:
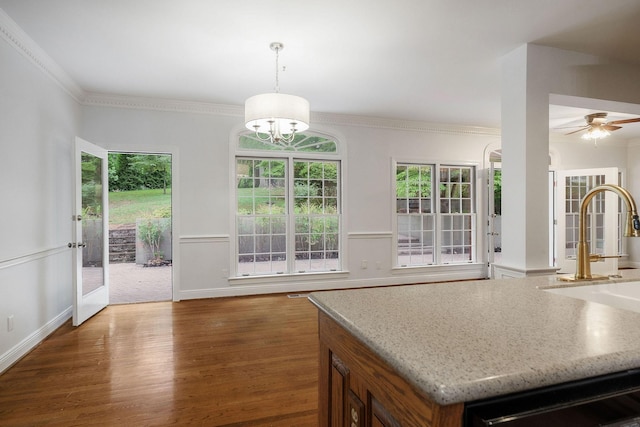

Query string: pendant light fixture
[244,42,310,146]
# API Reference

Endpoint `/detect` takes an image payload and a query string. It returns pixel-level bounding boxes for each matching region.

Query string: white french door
[555,167,619,275]
[71,137,109,326]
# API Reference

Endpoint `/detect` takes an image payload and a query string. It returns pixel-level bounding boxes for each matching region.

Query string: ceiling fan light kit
[561,112,640,143]
[581,127,610,141]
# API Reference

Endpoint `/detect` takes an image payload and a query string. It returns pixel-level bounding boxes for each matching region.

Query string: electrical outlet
[361,260,368,269]
[7,315,14,332]
[376,261,382,270]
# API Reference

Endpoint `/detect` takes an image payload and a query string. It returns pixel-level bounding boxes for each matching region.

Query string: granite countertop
[308,271,640,406]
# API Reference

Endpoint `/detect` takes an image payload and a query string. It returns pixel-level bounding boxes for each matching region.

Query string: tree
[108,153,171,192]
[493,169,502,215]
[108,153,141,191]
[396,165,431,198]
[129,154,172,194]
[81,153,103,217]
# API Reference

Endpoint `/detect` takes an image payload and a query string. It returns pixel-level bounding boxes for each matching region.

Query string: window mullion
[434,163,442,265]
[286,158,295,274]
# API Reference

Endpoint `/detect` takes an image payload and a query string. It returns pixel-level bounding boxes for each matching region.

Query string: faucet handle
[588,254,624,262]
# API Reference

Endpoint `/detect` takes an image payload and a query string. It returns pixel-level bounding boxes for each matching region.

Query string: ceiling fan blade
[565,127,589,135]
[555,125,588,130]
[606,117,640,125]
[602,125,622,132]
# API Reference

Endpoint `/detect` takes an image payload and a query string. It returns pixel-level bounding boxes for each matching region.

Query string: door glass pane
[81,152,104,295]
[564,174,606,258]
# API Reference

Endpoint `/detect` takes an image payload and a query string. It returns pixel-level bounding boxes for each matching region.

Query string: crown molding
[0,8,84,102]
[83,92,243,116]
[312,111,500,136]
[84,92,501,136]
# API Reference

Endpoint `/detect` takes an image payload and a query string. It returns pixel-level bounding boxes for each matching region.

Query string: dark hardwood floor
[0,294,319,426]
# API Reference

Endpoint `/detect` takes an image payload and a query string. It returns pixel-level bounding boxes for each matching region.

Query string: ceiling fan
[560,112,640,137]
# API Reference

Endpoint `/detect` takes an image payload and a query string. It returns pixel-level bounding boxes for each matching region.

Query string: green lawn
[109,188,171,225]
[236,187,285,212]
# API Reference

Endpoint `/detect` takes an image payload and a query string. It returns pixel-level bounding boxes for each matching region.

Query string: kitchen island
[309,272,640,426]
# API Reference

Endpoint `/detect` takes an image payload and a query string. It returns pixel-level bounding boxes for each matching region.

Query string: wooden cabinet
[327,351,400,427]
[318,310,464,427]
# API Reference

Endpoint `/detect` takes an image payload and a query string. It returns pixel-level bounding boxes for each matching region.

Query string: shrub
[138,218,169,260]
[153,206,172,218]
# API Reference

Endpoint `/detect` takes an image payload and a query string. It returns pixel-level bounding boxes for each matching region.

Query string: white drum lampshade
[245,92,310,137]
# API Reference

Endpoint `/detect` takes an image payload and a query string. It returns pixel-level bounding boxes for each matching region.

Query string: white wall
[551,137,630,170]
[0,32,81,370]
[81,104,501,299]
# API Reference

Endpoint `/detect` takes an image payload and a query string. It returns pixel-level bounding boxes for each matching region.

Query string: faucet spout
[568,184,640,281]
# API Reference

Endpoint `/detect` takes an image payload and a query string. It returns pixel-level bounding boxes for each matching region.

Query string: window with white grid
[396,164,435,266]
[395,163,476,267]
[293,160,340,273]
[235,133,341,277]
[439,166,475,264]
[236,158,288,275]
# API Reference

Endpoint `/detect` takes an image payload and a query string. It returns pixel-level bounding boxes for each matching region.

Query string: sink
[544,281,640,314]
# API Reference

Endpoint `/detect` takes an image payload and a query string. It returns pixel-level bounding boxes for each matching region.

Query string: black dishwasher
[464,369,640,426]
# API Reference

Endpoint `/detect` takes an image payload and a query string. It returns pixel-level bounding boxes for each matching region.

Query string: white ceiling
[2,0,640,138]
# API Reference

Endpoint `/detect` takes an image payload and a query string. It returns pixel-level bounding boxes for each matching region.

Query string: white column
[494,45,557,278]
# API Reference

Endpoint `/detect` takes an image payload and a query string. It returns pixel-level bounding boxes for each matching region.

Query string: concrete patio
[109,263,172,304]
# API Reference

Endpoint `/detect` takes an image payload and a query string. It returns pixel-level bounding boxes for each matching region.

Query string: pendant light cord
[273,44,280,93]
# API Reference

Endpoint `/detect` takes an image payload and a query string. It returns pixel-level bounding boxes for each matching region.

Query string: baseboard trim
[178,271,486,300]
[0,306,72,374]
[492,264,559,279]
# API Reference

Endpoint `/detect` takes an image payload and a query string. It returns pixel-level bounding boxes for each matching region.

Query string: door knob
[68,242,87,248]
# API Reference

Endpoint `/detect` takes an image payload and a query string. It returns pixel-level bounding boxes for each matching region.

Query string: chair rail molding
[179,234,230,244]
[0,245,69,270]
[348,231,394,240]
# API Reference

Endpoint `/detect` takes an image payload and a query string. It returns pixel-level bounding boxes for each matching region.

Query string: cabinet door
[330,353,349,426]
[371,397,401,427]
